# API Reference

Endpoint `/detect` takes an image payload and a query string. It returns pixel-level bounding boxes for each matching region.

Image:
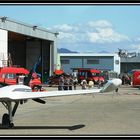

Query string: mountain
[57,48,78,53]
[57,48,110,54]
[98,51,110,53]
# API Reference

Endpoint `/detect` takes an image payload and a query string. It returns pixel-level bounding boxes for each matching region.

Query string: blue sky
[0,4,140,53]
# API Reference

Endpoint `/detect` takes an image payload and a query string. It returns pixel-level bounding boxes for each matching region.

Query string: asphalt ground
[1,85,140,136]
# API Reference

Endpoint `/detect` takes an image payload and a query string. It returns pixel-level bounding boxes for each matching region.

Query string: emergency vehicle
[0,67,42,91]
[129,69,140,87]
[77,68,104,84]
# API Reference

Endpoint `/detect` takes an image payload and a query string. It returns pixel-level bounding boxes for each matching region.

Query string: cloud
[87,20,112,28]
[129,43,140,52]
[50,20,130,52]
[53,24,78,32]
[87,27,129,43]
[134,37,140,42]
[126,37,140,52]
[58,31,77,43]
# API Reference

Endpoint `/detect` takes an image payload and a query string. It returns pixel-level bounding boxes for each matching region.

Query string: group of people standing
[58,73,95,91]
[58,74,78,91]
[80,79,94,89]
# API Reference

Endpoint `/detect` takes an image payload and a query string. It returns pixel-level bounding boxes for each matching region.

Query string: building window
[61,60,70,64]
[87,59,99,64]
[115,60,119,65]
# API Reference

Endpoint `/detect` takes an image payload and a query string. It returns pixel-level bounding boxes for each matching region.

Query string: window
[91,73,99,76]
[5,74,16,79]
[115,60,119,65]
[61,60,70,64]
[87,59,99,64]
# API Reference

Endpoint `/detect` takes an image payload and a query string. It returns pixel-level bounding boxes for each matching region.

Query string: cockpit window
[13,88,32,92]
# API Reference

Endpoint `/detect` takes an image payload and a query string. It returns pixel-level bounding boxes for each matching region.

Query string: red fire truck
[0,67,42,91]
[77,68,105,84]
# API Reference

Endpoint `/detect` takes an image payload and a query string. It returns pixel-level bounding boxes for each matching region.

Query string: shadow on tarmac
[0,124,85,130]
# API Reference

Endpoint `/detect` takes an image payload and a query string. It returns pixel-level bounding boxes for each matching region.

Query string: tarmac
[1,85,140,136]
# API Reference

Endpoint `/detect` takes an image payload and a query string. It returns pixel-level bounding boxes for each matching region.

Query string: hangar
[0,16,58,82]
[59,53,120,74]
[121,53,140,73]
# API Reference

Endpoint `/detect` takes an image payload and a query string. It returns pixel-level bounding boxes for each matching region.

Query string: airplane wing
[0,86,100,101]
[0,78,122,101]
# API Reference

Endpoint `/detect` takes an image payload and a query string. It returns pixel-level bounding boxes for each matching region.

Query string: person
[16,74,19,84]
[125,74,131,85]
[72,70,77,78]
[58,75,64,90]
[104,71,109,84]
[115,88,118,92]
[81,79,87,90]
[63,75,69,90]
[98,79,102,89]
[73,76,78,90]
[88,80,94,89]
[68,75,73,90]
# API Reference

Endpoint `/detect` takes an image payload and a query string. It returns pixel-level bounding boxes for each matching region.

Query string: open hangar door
[8,31,51,83]
[8,32,27,68]
[26,39,50,83]
[121,62,140,73]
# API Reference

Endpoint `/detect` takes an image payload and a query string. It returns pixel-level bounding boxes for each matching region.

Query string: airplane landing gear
[1,101,19,128]
[2,113,14,128]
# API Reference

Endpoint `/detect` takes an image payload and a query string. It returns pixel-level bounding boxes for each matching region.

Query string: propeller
[32,98,46,104]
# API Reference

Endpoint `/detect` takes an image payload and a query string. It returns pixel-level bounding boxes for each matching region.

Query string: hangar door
[121,62,140,73]
[8,32,26,67]
[8,32,51,83]
[26,39,50,82]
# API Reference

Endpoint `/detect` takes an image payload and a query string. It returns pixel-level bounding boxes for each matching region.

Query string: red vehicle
[130,70,140,87]
[0,67,42,91]
[77,68,104,84]
[53,69,64,75]
[47,70,65,86]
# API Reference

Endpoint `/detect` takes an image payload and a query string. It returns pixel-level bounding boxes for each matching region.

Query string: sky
[0,4,140,53]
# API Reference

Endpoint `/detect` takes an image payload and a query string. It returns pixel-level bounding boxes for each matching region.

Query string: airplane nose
[100,78,122,93]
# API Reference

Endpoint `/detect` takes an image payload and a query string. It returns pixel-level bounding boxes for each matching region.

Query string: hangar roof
[0,16,58,41]
[59,53,118,57]
[121,55,140,63]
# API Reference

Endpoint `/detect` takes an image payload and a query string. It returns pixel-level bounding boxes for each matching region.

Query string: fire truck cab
[0,67,41,90]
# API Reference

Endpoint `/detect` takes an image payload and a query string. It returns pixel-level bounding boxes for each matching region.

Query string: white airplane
[0,78,122,128]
